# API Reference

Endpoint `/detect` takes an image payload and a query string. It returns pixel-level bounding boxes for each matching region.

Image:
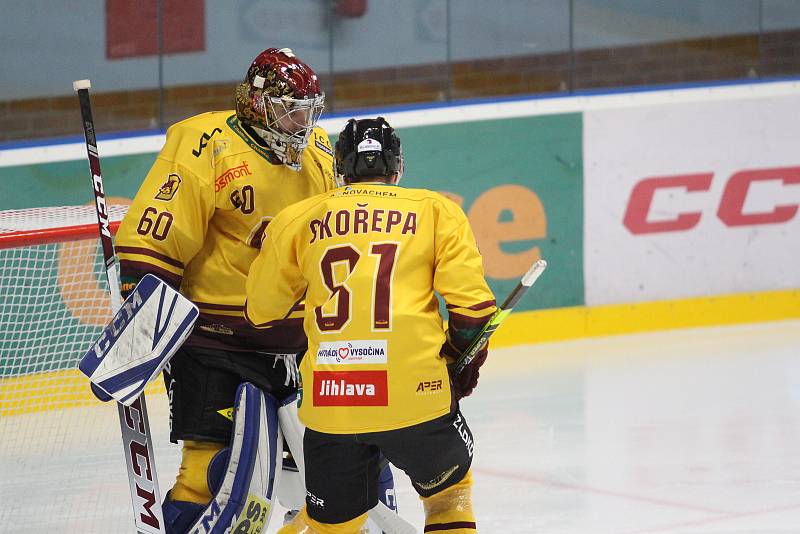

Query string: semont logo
[316,340,387,365]
[313,370,388,406]
[214,161,252,192]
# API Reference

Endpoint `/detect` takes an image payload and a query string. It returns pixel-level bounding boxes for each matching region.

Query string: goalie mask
[236,48,325,171]
[334,117,403,185]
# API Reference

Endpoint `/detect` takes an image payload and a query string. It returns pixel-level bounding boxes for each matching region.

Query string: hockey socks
[171,440,226,504]
[278,507,369,534]
[421,469,476,533]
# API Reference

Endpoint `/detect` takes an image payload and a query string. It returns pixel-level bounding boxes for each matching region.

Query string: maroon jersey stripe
[424,521,477,532]
[446,299,496,311]
[193,301,245,311]
[116,245,184,268]
[118,259,182,288]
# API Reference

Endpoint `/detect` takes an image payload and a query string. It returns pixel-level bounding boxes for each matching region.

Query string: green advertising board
[0,112,584,378]
[396,113,584,311]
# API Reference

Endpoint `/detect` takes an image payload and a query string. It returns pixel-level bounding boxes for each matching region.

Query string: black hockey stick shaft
[451,259,547,375]
[74,80,166,534]
[75,81,122,311]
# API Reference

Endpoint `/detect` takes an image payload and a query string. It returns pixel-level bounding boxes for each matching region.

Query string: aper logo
[316,340,387,365]
[415,379,443,394]
[154,173,181,201]
[313,370,388,406]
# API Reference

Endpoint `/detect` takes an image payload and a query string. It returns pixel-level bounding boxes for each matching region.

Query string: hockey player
[245,117,496,533]
[114,47,370,533]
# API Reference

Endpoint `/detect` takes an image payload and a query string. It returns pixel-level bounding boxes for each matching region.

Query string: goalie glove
[441,338,488,401]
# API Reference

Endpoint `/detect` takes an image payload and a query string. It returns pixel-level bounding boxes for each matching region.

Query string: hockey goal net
[0,205,128,415]
[0,205,177,532]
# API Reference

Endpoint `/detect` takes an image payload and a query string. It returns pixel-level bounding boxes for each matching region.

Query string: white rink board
[584,92,800,306]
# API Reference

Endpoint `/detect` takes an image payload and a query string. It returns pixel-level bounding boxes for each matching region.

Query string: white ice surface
[2,319,800,533]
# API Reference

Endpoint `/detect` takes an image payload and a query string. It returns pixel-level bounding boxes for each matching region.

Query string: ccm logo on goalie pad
[79,274,198,405]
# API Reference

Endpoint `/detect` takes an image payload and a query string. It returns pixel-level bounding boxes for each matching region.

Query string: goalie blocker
[79,273,199,404]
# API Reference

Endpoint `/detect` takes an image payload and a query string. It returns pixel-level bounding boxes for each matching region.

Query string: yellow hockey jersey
[245,183,496,433]
[115,111,336,352]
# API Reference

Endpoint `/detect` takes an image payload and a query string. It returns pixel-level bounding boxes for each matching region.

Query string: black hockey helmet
[334,117,403,184]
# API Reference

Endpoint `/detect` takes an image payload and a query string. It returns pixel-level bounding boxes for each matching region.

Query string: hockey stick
[451,259,547,375]
[74,79,166,534]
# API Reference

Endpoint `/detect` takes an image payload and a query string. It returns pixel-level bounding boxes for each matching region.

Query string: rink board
[3,287,799,416]
[2,80,799,415]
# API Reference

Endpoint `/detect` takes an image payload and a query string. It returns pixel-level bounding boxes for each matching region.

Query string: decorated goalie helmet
[235,47,325,170]
[334,117,403,185]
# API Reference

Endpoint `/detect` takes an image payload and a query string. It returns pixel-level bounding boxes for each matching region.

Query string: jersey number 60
[136,207,174,241]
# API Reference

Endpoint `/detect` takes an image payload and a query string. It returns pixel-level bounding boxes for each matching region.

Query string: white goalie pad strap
[189,382,283,534]
[277,394,306,511]
[79,274,198,405]
[278,394,305,474]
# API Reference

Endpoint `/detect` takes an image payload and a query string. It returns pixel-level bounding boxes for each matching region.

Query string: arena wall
[1,79,798,348]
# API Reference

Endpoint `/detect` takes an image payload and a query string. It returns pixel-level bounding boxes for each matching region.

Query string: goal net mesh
[0,205,129,415]
[0,205,178,532]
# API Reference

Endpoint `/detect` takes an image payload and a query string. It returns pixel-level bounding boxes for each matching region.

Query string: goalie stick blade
[79,274,198,405]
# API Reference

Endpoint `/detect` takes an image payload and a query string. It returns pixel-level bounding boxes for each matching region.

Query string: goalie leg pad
[163,497,205,534]
[277,394,306,512]
[184,382,283,534]
[377,457,397,512]
[363,457,398,534]
[278,393,305,473]
[278,452,306,513]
